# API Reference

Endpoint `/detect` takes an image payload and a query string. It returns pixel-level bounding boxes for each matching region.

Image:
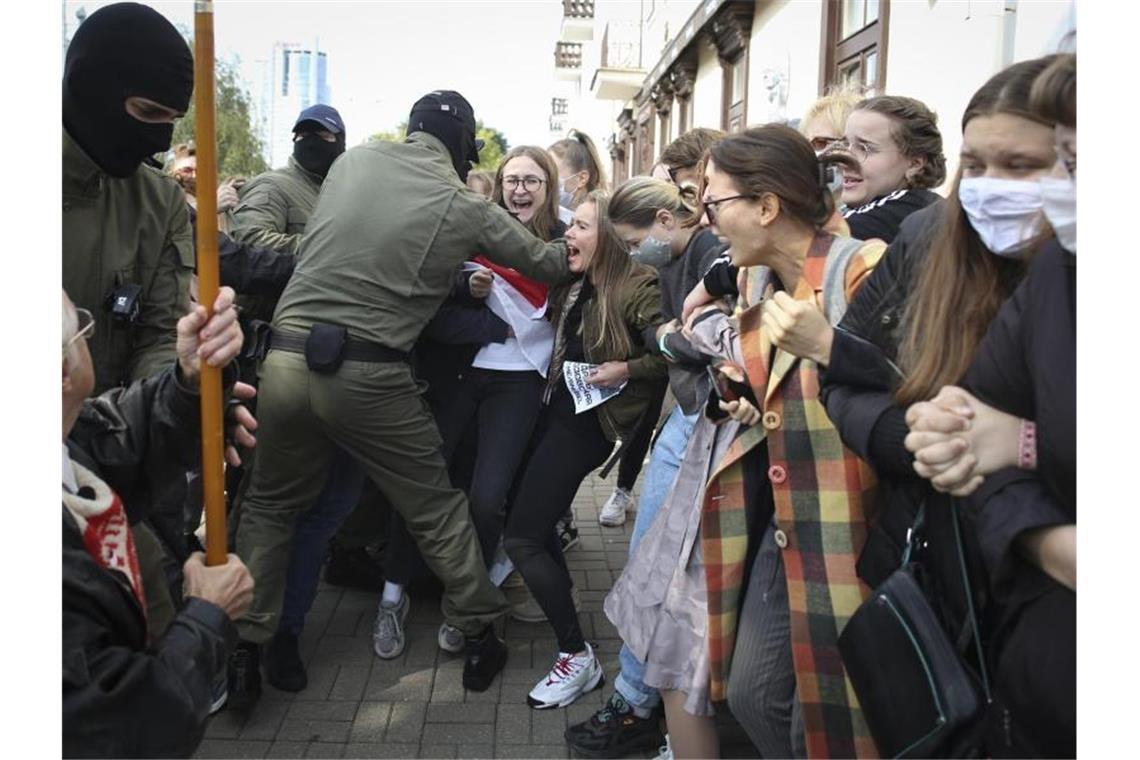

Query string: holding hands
[904,385,1026,496]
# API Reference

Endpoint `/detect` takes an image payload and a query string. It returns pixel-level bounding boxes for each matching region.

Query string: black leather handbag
[839,501,991,758]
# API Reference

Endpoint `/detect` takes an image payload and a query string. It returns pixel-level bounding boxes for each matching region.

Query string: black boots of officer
[463,624,508,692]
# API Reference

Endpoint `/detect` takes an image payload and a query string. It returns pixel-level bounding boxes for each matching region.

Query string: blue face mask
[630,235,673,268]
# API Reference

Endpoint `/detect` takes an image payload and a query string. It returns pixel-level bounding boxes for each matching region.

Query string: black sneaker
[324,540,386,592]
[226,641,262,711]
[264,629,307,692]
[462,625,508,692]
[557,515,580,553]
[564,691,664,758]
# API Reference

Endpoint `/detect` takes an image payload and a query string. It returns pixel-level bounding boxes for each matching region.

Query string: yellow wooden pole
[193,0,227,567]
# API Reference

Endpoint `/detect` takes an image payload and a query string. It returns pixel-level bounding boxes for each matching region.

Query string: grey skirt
[604,414,740,717]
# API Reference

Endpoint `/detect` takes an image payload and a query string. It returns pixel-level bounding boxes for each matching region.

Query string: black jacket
[63,505,235,758]
[818,204,984,633]
[962,239,1076,604]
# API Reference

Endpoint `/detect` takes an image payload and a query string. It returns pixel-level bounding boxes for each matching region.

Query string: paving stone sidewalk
[195,472,755,760]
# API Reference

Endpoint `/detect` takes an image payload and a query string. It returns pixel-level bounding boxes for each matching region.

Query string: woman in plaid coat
[685,126,887,758]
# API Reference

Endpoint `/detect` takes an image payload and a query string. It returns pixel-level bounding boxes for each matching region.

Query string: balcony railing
[563,0,594,19]
[555,41,583,70]
[599,21,641,69]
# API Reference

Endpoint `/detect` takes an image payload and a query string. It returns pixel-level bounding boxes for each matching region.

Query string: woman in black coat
[903,54,1076,757]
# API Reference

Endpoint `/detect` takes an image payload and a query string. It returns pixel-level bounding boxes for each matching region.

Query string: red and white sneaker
[526,643,605,709]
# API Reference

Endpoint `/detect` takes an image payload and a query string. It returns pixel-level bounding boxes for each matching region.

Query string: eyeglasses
[503,175,546,192]
[702,194,750,225]
[809,136,843,152]
[65,307,95,352]
[830,138,892,162]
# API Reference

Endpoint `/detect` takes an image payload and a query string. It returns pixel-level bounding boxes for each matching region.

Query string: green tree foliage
[368,120,510,172]
[172,60,269,179]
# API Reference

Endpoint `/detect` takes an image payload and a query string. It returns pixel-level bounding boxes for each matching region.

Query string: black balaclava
[63,3,193,178]
[407,90,482,182]
[293,128,346,179]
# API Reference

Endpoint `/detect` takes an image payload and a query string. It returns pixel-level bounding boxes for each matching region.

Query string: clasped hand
[904,385,1023,496]
[762,291,833,365]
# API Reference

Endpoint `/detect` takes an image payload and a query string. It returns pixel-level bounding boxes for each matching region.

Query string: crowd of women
[414,51,1075,760]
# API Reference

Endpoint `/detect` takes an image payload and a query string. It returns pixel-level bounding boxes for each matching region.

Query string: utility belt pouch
[241,319,273,363]
[305,323,348,374]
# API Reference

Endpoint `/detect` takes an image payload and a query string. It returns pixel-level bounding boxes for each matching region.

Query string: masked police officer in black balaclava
[63,1,195,393]
[406,90,485,182]
[62,0,226,693]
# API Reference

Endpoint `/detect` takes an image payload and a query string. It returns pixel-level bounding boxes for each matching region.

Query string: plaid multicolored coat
[697,231,885,758]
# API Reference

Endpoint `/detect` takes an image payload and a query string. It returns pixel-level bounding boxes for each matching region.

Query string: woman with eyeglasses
[818,56,1067,757]
[505,190,666,711]
[438,145,567,566]
[371,146,569,657]
[683,94,941,329]
[677,124,886,758]
[836,95,947,243]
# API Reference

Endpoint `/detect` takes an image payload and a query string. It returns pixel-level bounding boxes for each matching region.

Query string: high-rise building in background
[253,42,331,169]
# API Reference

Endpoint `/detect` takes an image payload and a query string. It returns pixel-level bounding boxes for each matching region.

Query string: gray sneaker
[372,593,410,660]
[437,622,465,654]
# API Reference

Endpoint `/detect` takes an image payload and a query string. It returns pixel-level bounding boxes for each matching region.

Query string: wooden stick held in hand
[193,1,227,566]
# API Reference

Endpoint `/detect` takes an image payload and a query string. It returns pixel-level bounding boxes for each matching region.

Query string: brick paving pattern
[197,473,755,759]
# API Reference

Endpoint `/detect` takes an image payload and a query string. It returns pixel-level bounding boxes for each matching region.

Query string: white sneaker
[655,734,673,760]
[526,643,605,709]
[372,593,409,660]
[599,487,632,527]
[437,622,465,654]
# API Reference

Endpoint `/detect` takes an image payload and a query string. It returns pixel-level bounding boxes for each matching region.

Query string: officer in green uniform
[62,2,195,396]
[232,91,571,700]
[230,104,346,257]
[61,2,197,640]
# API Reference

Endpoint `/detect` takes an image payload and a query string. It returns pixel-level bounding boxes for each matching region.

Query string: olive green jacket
[549,267,668,443]
[273,132,572,352]
[230,156,322,256]
[63,130,195,393]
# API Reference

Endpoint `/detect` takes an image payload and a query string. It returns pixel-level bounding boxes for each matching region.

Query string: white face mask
[1039,174,1076,253]
[958,177,1044,259]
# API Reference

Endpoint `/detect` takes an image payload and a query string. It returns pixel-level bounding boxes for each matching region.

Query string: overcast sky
[63,0,566,149]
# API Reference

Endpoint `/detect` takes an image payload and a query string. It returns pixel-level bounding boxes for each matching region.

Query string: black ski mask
[407,91,483,183]
[63,3,193,178]
[293,129,346,179]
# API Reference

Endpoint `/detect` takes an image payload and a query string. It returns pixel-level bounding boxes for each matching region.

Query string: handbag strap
[901,498,992,701]
[950,498,992,702]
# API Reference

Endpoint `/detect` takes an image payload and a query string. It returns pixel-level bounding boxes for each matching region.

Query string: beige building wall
[885,0,1071,188]
[745,0,825,127]
[693,39,723,131]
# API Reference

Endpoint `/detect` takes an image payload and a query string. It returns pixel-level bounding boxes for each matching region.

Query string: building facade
[254,42,332,169]
[551,0,1074,189]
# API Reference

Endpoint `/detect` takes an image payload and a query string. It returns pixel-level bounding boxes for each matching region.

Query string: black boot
[226,640,262,710]
[462,625,508,692]
[264,629,308,692]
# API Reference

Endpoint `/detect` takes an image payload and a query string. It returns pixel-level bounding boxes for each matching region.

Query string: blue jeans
[614,406,698,710]
[277,447,366,636]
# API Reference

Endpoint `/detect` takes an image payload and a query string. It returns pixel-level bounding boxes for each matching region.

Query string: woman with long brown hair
[503,190,667,711]
[819,54,1065,757]
[902,53,1076,757]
